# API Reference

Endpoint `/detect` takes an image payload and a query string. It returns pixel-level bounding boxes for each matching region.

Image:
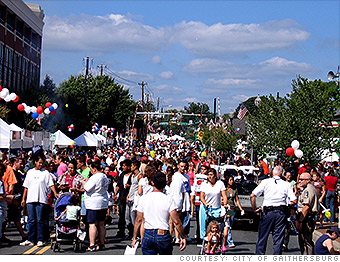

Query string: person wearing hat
[131,171,186,254]
[315,226,340,255]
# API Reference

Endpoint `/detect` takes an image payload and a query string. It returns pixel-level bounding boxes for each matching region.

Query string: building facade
[0,0,44,92]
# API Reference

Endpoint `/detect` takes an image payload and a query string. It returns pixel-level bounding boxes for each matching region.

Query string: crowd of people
[0,138,340,255]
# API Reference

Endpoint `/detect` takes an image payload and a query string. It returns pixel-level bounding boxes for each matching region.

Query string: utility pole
[97,64,106,76]
[213,98,217,123]
[84,57,90,117]
[138,81,147,111]
[157,97,160,112]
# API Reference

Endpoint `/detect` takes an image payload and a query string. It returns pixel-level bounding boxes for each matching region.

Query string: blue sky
[28,0,340,115]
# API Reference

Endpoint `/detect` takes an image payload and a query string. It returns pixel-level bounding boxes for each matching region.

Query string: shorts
[7,204,21,222]
[86,209,107,224]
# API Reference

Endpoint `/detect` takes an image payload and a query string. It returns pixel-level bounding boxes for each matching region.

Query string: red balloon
[17,104,25,111]
[51,110,56,115]
[46,102,52,108]
[36,106,43,114]
[13,95,19,102]
[0,85,2,92]
[286,147,295,156]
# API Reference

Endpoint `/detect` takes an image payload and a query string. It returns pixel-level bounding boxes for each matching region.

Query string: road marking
[36,245,51,255]
[23,246,39,255]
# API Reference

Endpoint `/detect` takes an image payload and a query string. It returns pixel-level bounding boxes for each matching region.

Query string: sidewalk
[313,222,340,250]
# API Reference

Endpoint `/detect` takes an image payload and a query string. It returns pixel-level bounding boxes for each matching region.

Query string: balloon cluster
[17,101,58,120]
[0,86,19,102]
[286,140,303,158]
[68,124,74,132]
[92,123,115,135]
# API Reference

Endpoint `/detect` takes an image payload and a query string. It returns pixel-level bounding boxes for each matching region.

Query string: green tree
[56,74,136,136]
[247,76,340,163]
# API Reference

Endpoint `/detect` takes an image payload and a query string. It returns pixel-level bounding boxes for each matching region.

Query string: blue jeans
[27,203,48,243]
[325,191,336,222]
[226,214,235,246]
[0,207,7,239]
[180,211,191,235]
[141,229,173,255]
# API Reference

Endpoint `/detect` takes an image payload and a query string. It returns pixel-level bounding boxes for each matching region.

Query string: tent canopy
[74,131,98,147]
[54,130,75,146]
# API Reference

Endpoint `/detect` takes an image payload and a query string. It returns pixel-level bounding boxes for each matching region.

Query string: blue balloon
[49,106,55,112]
[32,112,39,119]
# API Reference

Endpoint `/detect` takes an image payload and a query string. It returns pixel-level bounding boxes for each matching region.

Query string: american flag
[237,104,249,120]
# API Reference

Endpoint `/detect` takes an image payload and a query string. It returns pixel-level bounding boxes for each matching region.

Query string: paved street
[0,214,303,255]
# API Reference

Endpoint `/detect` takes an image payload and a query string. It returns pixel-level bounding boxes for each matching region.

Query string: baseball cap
[141,156,148,162]
[331,226,340,237]
[202,162,210,168]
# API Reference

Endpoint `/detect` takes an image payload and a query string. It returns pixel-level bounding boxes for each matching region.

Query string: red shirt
[324,175,338,191]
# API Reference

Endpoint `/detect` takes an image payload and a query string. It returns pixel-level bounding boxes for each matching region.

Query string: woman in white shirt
[20,154,58,247]
[81,159,109,252]
[199,168,228,240]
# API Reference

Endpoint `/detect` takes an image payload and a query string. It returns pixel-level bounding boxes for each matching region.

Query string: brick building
[0,0,44,92]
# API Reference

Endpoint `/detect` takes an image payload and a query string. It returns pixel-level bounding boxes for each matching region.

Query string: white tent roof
[95,133,107,144]
[169,135,185,141]
[74,131,98,147]
[9,123,23,131]
[0,119,23,149]
[54,130,75,146]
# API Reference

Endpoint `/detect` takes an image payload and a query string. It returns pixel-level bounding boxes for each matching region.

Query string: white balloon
[4,95,12,102]
[291,140,300,150]
[39,113,44,119]
[52,103,58,109]
[295,149,303,158]
[9,93,17,100]
[31,106,37,113]
[44,108,50,115]
[0,88,9,98]
[24,107,31,114]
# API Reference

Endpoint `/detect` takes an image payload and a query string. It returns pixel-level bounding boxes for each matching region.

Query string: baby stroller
[199,207,225,255]
[51,192,83,252]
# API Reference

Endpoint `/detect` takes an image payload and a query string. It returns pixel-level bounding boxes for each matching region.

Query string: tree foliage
[247,76,340,163]
[56,74,136,136]
[202,125,240,152]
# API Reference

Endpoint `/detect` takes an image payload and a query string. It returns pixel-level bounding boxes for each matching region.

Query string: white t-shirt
[169,172,185,211]
[84,172,109,210]
[23,168,54,204]
[252,176,297,207]
[200,180,226,208]
[137,191,177,230]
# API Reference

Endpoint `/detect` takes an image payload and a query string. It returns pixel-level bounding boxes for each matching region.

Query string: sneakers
[174,238,180,245]
[229,243,236,248]
[37,241,44,247]
[222,246,227,252]
[205,250,210,254]
[20,240,34,246]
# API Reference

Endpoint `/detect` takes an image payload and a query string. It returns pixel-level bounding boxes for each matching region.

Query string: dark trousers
[118,201,127,235]
[256,209,287,255]
[298,217,315,255]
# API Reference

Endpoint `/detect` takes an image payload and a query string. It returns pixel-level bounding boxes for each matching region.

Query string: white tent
[53,130,75,147]
[74,131,98,147]
[9,123,23,131]
[169,135,186,141]
[95,133,107,145]
[0,119,23,149]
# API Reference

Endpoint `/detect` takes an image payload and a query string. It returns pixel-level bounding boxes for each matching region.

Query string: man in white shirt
[131,172,186,254]
[250,165,297,255]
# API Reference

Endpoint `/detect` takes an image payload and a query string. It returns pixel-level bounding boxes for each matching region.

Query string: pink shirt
[57,163,68,177]
[188,170,195,186]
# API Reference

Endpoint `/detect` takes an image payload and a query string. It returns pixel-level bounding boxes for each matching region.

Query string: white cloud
[171,19,309,56]
[182,97,199,103]
[151,56,161,64]
[114,70,154,82]
[152,84,184,95]
[184,57,315,78]
[44,14,309,57]
[204,78,260,89]
[43,14,169,52]
[159,71,174,79]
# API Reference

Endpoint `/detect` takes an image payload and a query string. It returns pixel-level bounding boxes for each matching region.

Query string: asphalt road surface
[0,213,303,255]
